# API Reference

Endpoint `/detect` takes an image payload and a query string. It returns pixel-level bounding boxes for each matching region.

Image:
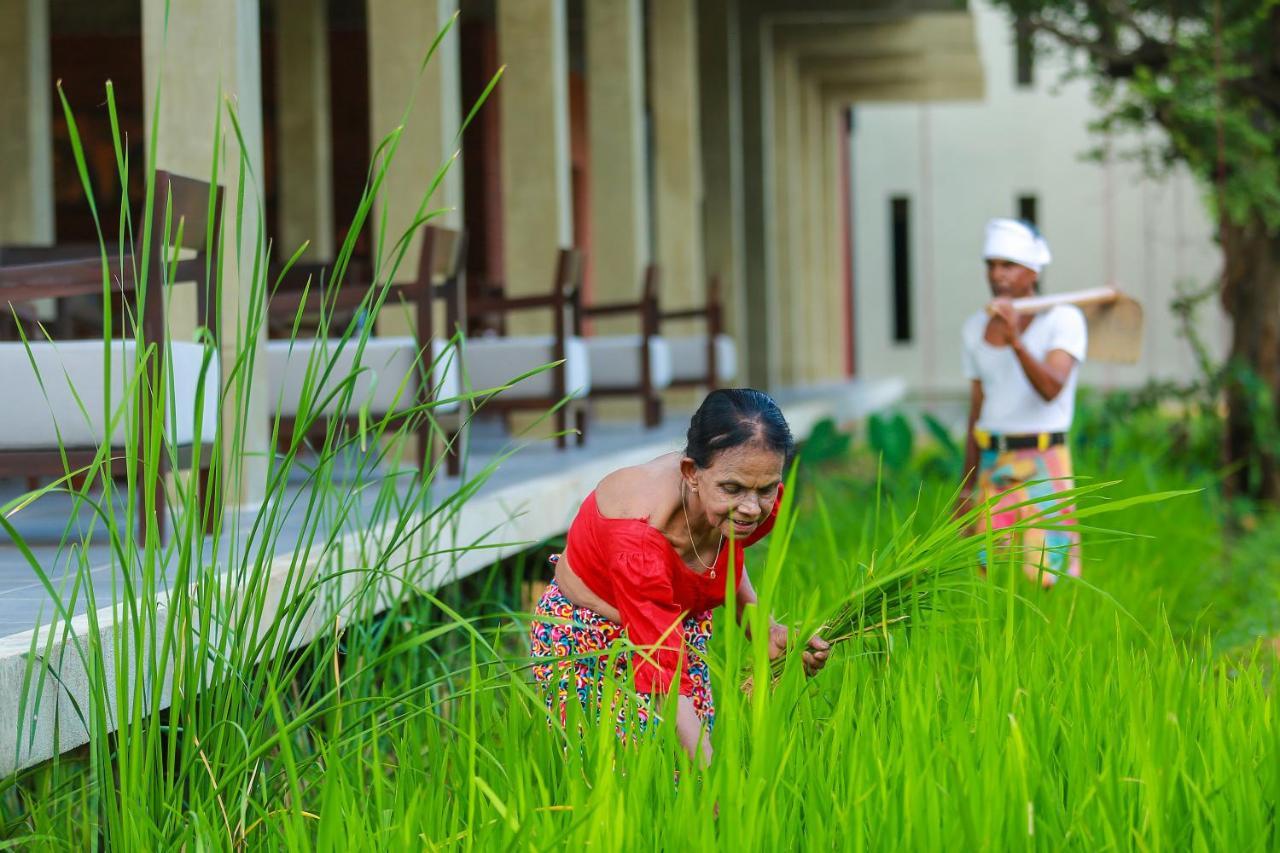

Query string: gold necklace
[681,481,724,578]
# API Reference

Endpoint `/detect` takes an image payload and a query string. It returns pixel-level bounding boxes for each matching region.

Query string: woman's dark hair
[684,388,795,468]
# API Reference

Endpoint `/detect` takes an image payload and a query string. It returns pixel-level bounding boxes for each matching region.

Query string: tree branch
[1028,13,1173,79]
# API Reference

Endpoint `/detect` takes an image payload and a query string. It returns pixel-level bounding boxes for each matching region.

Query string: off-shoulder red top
[562,484,783,696]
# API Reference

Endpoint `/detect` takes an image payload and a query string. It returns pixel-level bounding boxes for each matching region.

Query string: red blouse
[562,484,783,696]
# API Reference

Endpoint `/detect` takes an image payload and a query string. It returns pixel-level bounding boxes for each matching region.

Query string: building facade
[1,0,983,505]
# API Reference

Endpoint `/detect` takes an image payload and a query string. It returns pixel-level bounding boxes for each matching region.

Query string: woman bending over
[529,388,830,764]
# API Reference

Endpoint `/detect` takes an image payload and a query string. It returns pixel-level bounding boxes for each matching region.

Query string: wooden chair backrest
[554,247,583,298]
[153,171,221,252]
[149,170,225,335]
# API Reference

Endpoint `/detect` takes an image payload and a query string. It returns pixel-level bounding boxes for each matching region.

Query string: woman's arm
[735,570,782,640]
[736,570,830,674]
[735,569,765,629]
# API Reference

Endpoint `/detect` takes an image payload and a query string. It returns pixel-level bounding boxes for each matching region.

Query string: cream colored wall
[851,0,1226,394]
[0,0,53,245]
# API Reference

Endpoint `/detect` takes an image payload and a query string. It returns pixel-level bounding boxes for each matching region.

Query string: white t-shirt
[961,304,1087,434]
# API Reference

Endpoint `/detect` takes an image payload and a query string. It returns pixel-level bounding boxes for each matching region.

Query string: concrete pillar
[794,72,816,383]
[795,70,821,383]
[803,79,828,381]
[819,98,844,381]
[0,0,53,245]
[497,0,572,332]
[143,0,269,507]
[770,47,801,384]
[739,4,776,388]
[648,0,705,324]
[822,101,847,380]
[275,0,334,260]
[698,0,746,344]
[368,0,462,337]
[366,1,461,467]
[585,0,649,326]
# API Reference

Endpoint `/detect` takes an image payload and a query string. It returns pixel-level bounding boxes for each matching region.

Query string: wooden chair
[0,171,225,540]
[663,274,737,390]
[575,263,671,428]
[446,243,591,463]
[263,228,463,476]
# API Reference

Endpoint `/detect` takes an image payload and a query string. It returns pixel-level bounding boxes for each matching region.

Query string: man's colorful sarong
[974,443,1081,587]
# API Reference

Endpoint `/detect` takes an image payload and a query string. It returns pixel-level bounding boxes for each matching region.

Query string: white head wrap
[983,218,1052,273]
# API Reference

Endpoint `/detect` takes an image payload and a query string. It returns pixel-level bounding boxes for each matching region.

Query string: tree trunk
[1220,217,1280,502]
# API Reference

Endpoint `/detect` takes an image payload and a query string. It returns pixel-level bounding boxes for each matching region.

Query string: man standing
[959,218,1087,586]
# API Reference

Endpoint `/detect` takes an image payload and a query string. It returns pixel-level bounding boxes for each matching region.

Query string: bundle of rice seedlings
[741,497,973,693]
[743,478,1193,692]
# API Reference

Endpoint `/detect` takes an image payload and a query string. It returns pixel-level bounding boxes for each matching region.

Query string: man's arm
[961,379,983,495]
[956,380,984,518]
[1011,343,1076,402]
[990,301,1077,402]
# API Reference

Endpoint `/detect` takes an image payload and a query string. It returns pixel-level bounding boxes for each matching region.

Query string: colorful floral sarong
[528,579,716,736]
[974,443,1081,587]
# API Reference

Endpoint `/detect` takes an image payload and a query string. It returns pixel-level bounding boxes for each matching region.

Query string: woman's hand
[766,623,789,661]
[767,624,831,676]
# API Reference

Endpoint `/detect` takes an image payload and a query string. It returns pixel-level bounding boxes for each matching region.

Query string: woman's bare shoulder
[595,452,681,519]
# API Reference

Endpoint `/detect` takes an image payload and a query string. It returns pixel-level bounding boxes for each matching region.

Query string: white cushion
[266,336,461,418]
[582,335,673,391]
[667,334,737,384]
[459,335,591,400]
[0,340,219,450]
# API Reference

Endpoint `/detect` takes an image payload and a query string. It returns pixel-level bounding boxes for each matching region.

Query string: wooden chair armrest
[268,256,372,315]
[660,307,711,322]
[270,261,335,286]
[469,293,564,313]
[0,255,136,303]
[0,253,213,303]
[0,244,102,264]
[582,301,646,317]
